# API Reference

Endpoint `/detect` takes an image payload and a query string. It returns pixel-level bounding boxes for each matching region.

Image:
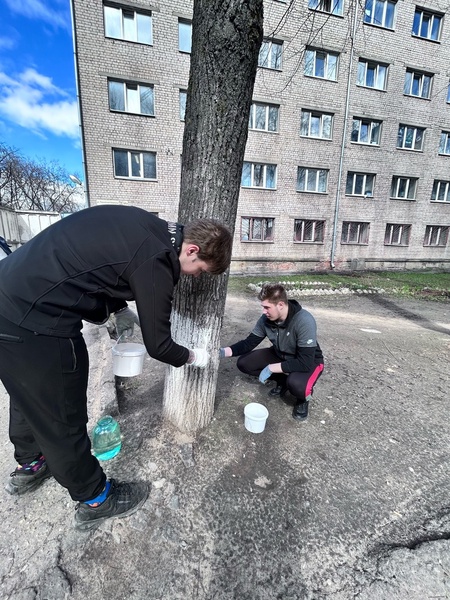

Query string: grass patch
[227,271,450,301]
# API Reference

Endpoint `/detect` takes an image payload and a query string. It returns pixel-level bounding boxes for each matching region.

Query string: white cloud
[0,36,16,51]
[0,68,79,139]
[4,0,69,31]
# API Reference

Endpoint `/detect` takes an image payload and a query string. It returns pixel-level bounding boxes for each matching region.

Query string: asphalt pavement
[0,295,449,600]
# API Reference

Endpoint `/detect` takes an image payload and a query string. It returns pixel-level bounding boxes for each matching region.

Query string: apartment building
[71,0,450,273]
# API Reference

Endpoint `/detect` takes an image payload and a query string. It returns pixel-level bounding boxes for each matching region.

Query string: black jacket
[230,300,323,373]
[0,205,189,367]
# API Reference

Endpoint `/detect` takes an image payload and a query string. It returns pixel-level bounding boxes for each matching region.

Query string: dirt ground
[1,290,449,599]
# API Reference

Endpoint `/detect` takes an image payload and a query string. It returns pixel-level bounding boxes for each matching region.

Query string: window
[412,8,443,41]
[363,0,396,29]
[249,102,279,132]
[431,180,450,203]
[300,110,333,139]
[294,219,325,243]
[258,39,283,70]
[390,177,418,200]
[241,217,274,242]
[424,225,449,246]
[297,167,328,193]
[108,80,154,116]
[241,162,277,189]
[308,0,343,17]
[113,149,156,179]
[397,125,425,151]
[357,59,388,90]
[404,69,432,99]
[351,117,381,145]
[447,82,450,103]
[341,222,370,244]
[346,172,375,196]
[384,224,411,245]
[439,132,450,155]
[305,48,339,81]
[178,19,192,53]
[104,5,152,44]
[179,90,187,121]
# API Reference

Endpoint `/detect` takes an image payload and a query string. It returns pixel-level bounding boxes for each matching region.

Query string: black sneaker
[74,478,149,531]
[268,384,288,398]
[5,455,52,495]
[292,400,309,421]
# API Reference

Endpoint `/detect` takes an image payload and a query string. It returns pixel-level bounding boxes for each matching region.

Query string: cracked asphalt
[0,293,449,599]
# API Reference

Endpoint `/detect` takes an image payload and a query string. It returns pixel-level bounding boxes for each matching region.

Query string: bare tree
[162,0,264,433]
[0,144,82,213]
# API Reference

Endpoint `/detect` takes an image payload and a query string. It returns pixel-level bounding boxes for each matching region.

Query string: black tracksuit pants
[0,314,106,502]
[236,348,324,402]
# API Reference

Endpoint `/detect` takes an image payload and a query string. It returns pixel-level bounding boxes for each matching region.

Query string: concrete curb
[82,322,119,426]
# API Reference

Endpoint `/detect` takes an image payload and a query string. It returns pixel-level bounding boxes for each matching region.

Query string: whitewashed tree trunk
[163,0,263,433]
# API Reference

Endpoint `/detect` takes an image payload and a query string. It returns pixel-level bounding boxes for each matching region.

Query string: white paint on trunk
[163,309,222,433]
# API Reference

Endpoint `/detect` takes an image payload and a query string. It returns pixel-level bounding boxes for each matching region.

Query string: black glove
[115,307,140,339]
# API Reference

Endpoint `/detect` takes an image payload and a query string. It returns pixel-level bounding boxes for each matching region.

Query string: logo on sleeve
[307,339,313,344]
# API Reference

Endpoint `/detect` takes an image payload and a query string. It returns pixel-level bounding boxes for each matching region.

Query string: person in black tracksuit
[220,283,324,421]
[0,205,232,530]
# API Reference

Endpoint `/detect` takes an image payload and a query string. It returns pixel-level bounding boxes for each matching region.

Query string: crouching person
[220,283,324,421]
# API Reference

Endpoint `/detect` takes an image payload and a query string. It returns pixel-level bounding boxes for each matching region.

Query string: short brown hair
[258,283,288,304]
[183,219,232,275]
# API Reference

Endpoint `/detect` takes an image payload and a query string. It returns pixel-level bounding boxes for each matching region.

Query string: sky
[0,0,83,181]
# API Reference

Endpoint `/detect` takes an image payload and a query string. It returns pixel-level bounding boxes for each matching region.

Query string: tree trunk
[163,0,263,433]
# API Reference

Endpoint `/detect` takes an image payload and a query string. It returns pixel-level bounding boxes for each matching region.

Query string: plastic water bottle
[92,416,122,460]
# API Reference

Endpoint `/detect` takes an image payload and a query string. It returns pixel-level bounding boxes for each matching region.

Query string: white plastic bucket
[244,402,269,434]
[112,343,147,377]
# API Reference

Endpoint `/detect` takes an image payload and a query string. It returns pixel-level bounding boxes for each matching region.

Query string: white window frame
[412,8,443,42]
[104,4,153,45]
[363,0,396,29]
[113,149,157,180]
[357,59,388,90]
[304,48,339,81]
[351,117,381,145]
[249,102,280,132]
[241,162,277,189]
[179,89,187,121]
[439,132,450,155]
[241,217,274,242]
[403,69,432,99]
[258,39,283,70]
[108,80,155,116]
[431,180,450,203]
[424,225,449,247]
[178,19,192,53]
[294,219,325,243]
[390,176,418,200]
[297,167,329,193]
[341,222,370,245]
[345,172,375,196]
[384,223,411,246]
[397,125,425,151]
[300,110,333,140]
[308,0,344,15]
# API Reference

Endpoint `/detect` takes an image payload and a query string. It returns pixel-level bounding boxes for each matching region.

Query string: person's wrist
[187,350,195,364]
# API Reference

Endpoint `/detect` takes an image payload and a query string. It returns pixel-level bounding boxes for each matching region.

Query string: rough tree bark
[163,0,264,433]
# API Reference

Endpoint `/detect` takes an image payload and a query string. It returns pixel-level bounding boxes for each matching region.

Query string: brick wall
[72,0,450,273]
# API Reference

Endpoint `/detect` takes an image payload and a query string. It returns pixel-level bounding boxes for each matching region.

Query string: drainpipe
[330,0,359,268]
[69,0,90,208]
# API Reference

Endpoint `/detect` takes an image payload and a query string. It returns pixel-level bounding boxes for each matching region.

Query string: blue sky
[0,0,83,180]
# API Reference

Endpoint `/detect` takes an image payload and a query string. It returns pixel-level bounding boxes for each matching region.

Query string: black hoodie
[229,299,323,373]
[0,205,189,367]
